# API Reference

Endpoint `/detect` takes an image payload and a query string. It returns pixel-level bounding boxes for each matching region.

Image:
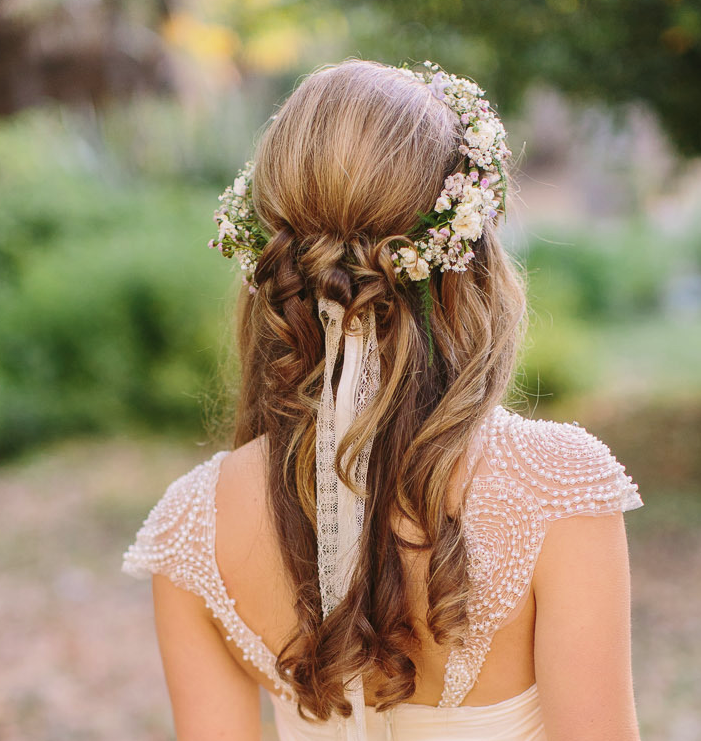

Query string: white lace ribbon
[316,297,380,741]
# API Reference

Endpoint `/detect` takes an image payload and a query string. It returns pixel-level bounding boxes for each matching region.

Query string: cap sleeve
[121,451,229,589]
[485,406,644,521]
[122,450,295,699]
[441,407,643,708]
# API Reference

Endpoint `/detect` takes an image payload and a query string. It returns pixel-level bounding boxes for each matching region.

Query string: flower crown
[209,61,511,291]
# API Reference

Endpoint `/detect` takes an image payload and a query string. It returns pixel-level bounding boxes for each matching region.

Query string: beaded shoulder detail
[120,451,294,701]
[439,404,643,707]
[481,405,643,518]
[121,405,642,711]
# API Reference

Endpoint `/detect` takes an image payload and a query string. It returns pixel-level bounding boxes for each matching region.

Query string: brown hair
[230,60,527,719]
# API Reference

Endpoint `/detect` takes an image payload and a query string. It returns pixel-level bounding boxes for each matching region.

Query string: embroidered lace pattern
[316,299,381,619]
[121,404,643,709]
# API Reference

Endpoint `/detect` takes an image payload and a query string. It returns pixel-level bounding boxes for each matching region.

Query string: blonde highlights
[231,60,527,719]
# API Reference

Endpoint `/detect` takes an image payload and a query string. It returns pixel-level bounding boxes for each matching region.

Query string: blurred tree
[0,1,172,116]
[2,0,699,154]
[331,0,701,156]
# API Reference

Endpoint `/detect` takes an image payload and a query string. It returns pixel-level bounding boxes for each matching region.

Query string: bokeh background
[1,1,700,739]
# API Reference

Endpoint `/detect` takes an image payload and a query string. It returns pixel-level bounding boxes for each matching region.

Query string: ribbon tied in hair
[316,297,381,741]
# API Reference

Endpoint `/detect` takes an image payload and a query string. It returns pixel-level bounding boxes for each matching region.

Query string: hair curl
[228,60,527,720]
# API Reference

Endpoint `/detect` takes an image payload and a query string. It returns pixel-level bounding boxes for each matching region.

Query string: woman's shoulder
[121,449,230,583]
[121,437,268,582]
[474,404,644,519]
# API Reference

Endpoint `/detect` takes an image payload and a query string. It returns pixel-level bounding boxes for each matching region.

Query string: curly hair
[228,59,528,720]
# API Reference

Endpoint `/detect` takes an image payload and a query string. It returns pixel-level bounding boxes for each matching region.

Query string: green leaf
[417,277,435,367]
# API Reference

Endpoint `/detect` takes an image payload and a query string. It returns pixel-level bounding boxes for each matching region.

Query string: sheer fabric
[122,404,643,739]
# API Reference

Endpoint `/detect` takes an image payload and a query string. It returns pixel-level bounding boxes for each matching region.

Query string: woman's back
[122,403,643,739]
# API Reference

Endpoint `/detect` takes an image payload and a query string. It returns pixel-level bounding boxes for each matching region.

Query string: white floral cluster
[391,61,511,281]
[208,161,266,292]
[209,61,511,288]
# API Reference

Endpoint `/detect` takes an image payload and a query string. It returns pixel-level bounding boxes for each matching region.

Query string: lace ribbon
[316,297,380,741]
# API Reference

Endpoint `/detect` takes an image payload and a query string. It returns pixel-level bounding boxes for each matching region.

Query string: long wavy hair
[229,60,527,720]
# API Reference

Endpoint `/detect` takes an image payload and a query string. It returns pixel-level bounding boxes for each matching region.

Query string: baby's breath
[208,161,268,292]
[391,61,511,280]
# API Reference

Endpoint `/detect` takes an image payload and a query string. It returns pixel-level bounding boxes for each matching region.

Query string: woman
[122,60,644,740]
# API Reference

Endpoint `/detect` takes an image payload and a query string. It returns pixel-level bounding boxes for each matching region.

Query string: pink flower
[431,228,448,245]
[470,171,480,182]
[428,72,450,101]
[480,178,489,189]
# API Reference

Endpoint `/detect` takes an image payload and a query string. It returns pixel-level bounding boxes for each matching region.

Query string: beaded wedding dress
[122,403,644,741]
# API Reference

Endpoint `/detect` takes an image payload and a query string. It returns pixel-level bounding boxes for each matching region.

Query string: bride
[123,59,644,740]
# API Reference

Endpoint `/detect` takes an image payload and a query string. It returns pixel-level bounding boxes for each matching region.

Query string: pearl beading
[121,405,643,710]
[438,405,643,706]
[484,405,641,517]
[121,451,293,701]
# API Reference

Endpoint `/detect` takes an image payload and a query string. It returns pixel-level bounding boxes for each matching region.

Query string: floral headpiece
[209,61,511,291]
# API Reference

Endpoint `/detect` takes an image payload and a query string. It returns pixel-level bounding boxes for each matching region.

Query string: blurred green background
[0,1,700,739]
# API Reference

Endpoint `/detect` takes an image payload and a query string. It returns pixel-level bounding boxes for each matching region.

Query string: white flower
[451,205,483,241]
[434,194,452,213]
[233,176,247,197]
[399,247,430,279]
[460,183,484,208]
[218,218,236,242]
[464,120,498,151]
[398,247,418,267]
[408,257,430,281]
